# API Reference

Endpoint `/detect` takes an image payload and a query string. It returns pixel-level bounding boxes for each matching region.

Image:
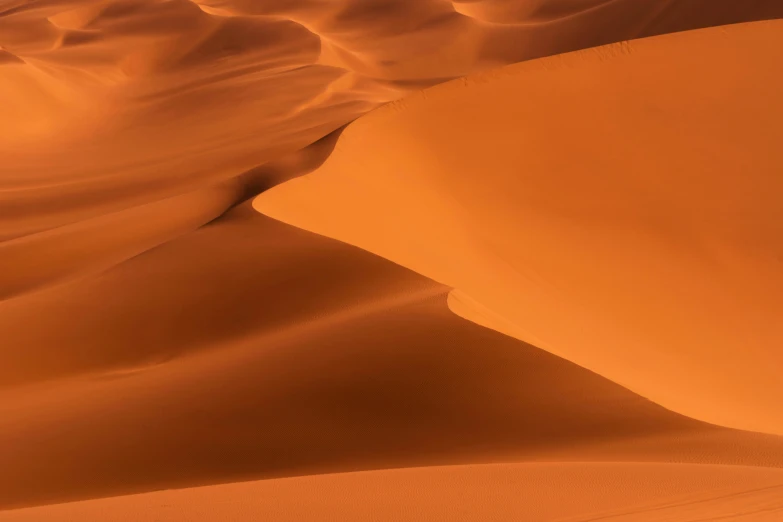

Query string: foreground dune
[3,204,783,512]
[3,463,783,521]
[256,20,783,436]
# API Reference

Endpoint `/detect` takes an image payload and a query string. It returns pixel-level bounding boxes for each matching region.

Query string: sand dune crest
[255,20,783,435]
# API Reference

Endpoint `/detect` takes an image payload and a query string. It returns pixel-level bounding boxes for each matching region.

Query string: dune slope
[3,463,783,522]
[3,1,783,520]
[3,0,783,254]
[3,204,783,511]
[255,20,783,435]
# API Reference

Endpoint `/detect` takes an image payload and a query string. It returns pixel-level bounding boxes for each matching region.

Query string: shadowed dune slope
[3,204,783,511]
[0,130,341,301]
[255,20,783,435]
[3,463,783,522]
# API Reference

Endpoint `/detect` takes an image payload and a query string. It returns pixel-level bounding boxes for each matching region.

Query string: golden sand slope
[3,463,783,522]
[2,0,783,300]
[255,20,783,435]
[2,204,783,514]
[0,205,783,520]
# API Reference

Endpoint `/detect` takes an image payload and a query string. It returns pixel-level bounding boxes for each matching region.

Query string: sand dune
[3,204,783,512]
[3,0,783,243]
[255,20,783,435]
[0,130,340,300]
[3,463,783,521]
[3,0,783,519]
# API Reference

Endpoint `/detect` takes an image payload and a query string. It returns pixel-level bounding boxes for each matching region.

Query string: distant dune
[256,20,783,435]
[2,0,783,520]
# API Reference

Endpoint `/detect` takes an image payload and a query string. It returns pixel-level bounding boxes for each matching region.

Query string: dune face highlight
[3,0,783,520]
[255,21,783,436]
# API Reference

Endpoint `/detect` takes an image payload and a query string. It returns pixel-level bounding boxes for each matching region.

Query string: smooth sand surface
[3,1,783,520]
[256,20,783,436]
[2,463,783,521]
[3,204,783,514]
[3,1,782,245]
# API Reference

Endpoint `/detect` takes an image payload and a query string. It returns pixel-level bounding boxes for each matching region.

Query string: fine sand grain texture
[256,20,783,435]
[3,0,783,520]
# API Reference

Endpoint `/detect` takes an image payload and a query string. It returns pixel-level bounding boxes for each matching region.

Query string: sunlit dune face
[256,21,783,435]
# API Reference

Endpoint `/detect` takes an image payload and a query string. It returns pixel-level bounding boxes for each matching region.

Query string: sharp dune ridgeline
[255,20,783,435]
[2,1,783,520]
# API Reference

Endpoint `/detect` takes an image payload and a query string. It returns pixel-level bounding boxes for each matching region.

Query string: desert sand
[256,19,783,435]
[2,0,783,520]
[3,463,783,521]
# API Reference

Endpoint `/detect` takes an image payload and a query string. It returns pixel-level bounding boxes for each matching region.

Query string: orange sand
[256,20,783,435]
[3,463,783,521]
[7,204,783,512]
[2,1,783,520]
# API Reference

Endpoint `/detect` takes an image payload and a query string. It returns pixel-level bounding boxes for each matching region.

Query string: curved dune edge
[254,20,783,435]
[0,130,341,301]
[3,0,783,311]
[2,462,783,521]
[4,0,783,240]
[447,289,526,342]
[4,204,783,512]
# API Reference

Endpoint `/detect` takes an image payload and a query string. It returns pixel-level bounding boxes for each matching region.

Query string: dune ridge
[255,20,783,435]
[3,0,783,240]
[3,0,783,309]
